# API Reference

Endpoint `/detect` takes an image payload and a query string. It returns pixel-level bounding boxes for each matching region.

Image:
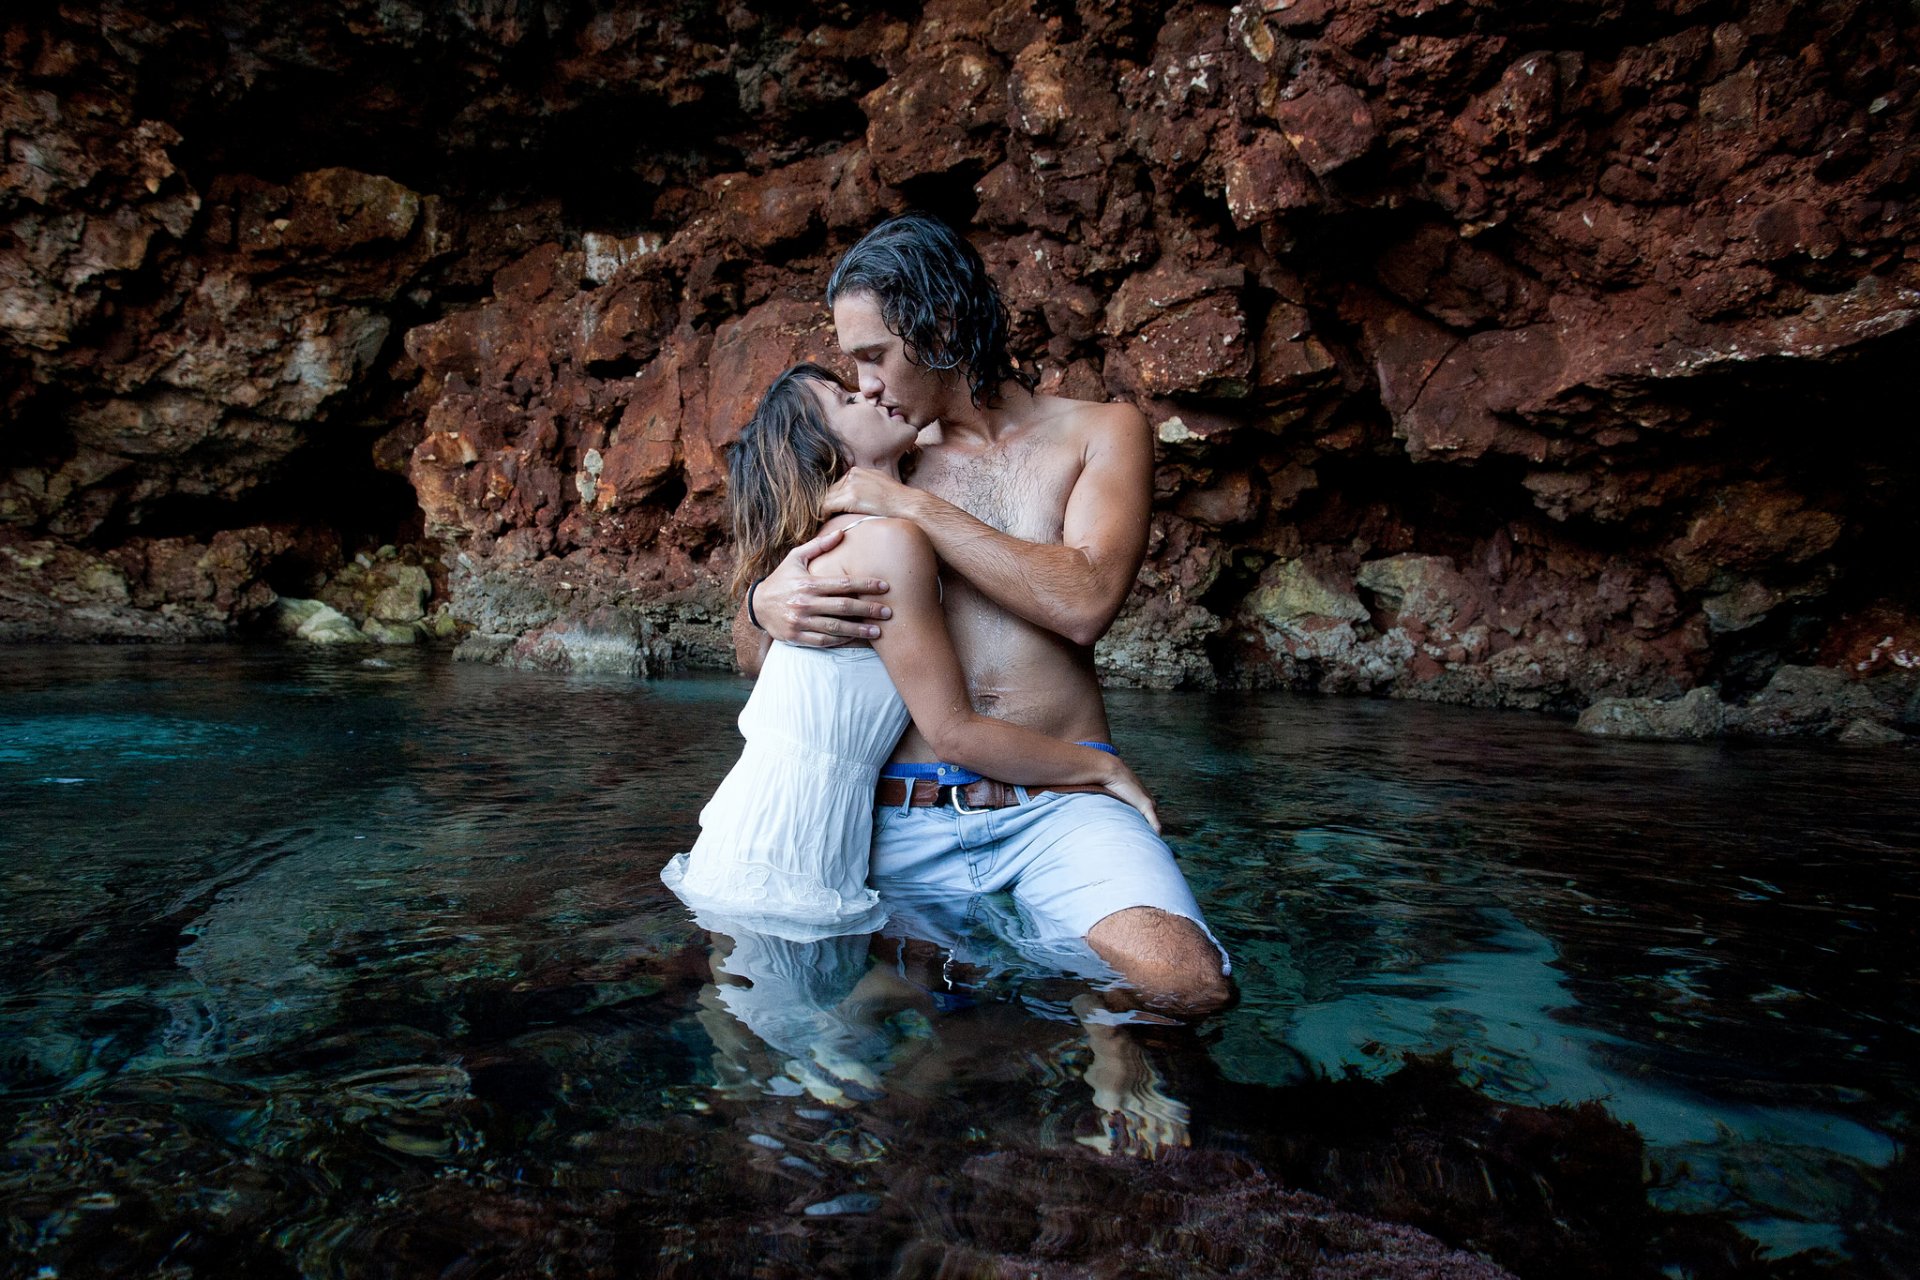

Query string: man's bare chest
[914,436,1080,544]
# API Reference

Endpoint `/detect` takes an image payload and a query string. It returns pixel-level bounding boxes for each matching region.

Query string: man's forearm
[731,599,770,677]
[902,491,1133,648]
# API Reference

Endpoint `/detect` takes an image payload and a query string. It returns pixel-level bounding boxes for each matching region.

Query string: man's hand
[824,467,923,521]
[1099,757,1161,834]
[755,526,892,648]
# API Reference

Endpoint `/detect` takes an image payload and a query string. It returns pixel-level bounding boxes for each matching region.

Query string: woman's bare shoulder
[814,516,936,582]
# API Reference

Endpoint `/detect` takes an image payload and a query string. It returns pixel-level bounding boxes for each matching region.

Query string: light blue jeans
[868,788,1229,975]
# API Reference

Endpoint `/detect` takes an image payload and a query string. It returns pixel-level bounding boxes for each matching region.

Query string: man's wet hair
[827,212,1035,408]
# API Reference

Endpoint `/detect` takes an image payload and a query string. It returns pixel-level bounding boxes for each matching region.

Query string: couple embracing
[663,213,1230,1018]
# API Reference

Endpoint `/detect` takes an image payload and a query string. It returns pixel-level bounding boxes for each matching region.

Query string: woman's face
[808,378,919,472]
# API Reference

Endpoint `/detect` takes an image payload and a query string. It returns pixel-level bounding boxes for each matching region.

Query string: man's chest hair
[917,432,1076,542]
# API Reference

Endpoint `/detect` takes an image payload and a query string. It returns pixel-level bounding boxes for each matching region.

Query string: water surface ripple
[1,646,1914,1278]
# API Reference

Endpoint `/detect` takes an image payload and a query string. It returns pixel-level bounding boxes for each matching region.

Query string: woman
[661,363,1156,937]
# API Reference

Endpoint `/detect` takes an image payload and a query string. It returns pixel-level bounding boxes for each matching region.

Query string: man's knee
[1086,907,1233,1017]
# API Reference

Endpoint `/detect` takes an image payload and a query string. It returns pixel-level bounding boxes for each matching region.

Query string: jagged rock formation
[3,0,1918,731]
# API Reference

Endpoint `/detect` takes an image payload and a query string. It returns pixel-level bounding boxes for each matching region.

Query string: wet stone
[803,1193,881,1217]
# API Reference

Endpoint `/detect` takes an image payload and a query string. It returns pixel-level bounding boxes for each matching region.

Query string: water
[1,645,1915,1278]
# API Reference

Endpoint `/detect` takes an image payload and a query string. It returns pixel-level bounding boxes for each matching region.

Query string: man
[736,213,1230,1016]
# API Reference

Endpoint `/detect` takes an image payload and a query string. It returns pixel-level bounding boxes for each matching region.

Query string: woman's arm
[837,519,1157,827]
[823,403,1153,647]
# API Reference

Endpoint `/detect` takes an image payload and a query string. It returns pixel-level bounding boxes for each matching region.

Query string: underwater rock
[892,1148,1514,1279]
[800,1192,880,1217]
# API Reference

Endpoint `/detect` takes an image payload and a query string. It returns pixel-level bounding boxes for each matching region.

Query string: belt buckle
[947,783,983,816]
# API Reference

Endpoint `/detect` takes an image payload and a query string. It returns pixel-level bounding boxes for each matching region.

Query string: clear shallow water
[1,645,1915,1278]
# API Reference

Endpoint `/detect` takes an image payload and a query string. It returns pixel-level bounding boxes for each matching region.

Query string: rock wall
[4,0,1918,729]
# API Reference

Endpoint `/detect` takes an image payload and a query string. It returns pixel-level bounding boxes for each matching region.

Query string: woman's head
[727,363,917,595]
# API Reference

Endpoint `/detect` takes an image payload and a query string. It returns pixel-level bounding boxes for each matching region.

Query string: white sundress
[661,579,911,939]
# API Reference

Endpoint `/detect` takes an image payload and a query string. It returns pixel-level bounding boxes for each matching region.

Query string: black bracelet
[747,578,766,631]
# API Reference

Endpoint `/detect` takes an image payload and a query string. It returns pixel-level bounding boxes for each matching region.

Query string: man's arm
[730,525,893,675]
[731,598,773,677]
[824,405,1153,648]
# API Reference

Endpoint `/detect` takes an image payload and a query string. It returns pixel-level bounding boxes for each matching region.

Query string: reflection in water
[1,646,1916,1278]
[696,922,897,1104]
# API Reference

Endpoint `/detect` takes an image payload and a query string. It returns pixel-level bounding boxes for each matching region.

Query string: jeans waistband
[878,741,1116,787]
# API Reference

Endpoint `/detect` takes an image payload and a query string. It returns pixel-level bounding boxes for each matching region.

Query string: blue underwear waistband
[879,741,1117,787]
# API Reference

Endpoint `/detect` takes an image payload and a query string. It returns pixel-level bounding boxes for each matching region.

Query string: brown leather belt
[874,777,1108,812]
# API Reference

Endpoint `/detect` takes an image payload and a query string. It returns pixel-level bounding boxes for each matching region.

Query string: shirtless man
[736,213,1230,1015]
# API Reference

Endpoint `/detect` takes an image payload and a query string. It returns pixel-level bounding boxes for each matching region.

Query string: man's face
[832,289,952,430]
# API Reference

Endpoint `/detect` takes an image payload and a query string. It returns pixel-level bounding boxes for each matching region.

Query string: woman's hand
[1099,758,1161,834]
[755,527,891,647]
[824,467,922,520]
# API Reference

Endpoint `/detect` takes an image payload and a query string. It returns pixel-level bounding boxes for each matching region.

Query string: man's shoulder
[1028,393,1148,441]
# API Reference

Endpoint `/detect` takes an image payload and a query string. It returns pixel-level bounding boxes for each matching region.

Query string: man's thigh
[868,793,1228,982]
[979,792,1221,955]
[868,792,1182,896]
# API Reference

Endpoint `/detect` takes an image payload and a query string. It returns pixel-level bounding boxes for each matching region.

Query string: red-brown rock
[863,44,1007,185]
[2,0,1917,735]
[1271,80,1377,176]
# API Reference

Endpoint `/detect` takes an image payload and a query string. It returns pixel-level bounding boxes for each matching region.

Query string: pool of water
[1,645,1914,1278]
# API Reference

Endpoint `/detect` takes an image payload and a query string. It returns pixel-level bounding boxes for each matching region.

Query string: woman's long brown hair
[727,363,854,597]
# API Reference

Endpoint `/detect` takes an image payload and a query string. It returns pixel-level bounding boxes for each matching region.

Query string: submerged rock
[800,1192,880,1217]
[894,1149,1514,1279]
